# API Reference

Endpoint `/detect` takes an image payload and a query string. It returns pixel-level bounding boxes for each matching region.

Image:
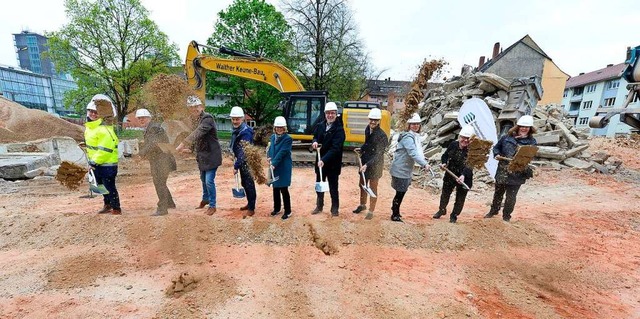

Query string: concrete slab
[0,152,59,180]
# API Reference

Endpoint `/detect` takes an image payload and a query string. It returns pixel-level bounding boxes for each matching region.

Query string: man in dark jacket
[433,125,475,223]
[353,108,388,219]
[176,96,223,216]
[137,109,177,216]
[230,106,257,218]
[311,102,345,216]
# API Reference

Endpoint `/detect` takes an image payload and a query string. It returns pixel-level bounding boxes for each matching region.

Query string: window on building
[603,97,616,107]
[573,87,584,95]
[578,117,589,126]
[606,80,620,90]
[586,84,596,93]
[582,101,592,109]
[563,90,568,98]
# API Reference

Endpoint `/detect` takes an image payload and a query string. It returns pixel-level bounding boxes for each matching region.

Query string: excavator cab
[281,91,327,140]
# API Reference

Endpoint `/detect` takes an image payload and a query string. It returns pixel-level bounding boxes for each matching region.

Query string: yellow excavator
[589,45,640,131]
[184,41,391,162]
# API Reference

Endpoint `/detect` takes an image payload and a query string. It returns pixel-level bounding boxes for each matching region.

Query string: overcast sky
[1,0,637,81]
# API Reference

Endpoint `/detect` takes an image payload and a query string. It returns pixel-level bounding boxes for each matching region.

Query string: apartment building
[561,63,638,136]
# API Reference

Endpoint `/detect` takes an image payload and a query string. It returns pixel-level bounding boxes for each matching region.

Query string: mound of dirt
[0,97,84,143]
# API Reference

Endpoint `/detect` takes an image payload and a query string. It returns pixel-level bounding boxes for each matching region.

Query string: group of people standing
[85,95,537,223]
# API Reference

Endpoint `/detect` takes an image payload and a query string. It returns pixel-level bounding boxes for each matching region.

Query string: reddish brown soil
[0,144,639,318]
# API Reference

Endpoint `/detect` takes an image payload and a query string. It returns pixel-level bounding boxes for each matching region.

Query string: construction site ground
[0,140,639,319]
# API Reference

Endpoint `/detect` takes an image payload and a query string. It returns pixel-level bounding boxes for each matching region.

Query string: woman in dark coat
[485,115,537,222]
[268,116,293,220]
[352,108,388,219]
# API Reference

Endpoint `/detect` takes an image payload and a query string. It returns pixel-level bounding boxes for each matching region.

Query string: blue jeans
[200,167,218,208]
[94,165,120,210]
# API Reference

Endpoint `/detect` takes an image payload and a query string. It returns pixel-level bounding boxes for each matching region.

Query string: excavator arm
[185,41,305,101]
[589,45,640,131]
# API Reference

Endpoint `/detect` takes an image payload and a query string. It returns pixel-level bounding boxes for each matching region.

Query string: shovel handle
[316,146,324,180]
[495,155,512,161]
[441,166,470,190]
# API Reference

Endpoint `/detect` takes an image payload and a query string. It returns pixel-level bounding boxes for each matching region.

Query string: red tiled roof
[565,63,626,88]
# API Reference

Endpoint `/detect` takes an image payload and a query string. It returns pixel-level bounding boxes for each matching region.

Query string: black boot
[432,209,446,219]
[484,211,498,218]
[391,214,403,222]
[352,205,366,214]
[312,193,324,214]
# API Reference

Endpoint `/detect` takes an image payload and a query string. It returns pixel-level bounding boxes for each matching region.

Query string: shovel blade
[361,184,377,198]
[315,181,329,193]
[90,183,109,195]
[232,188,246,198]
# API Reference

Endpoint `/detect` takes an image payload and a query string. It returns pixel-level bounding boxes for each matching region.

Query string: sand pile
[0,97,84,143]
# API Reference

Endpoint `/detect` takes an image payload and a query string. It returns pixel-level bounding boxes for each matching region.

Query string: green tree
[207,0,297,125]
[283,0,375,102]
[47,0,178,125]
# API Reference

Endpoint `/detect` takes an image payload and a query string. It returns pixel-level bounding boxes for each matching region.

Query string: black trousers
[489,184,521,218]
[438,177,469,219]
[240,164,257,211]
[273,187,291,213]
[150,162,175,212]
[391,191,406,216]
[316,171,340,212]
[94,165,120,210]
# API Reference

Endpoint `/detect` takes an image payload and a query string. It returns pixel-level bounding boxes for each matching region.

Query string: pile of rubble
[388,72,626,189]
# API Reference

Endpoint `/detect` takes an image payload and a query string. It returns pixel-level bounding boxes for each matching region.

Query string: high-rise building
[13,31,55,76]
[1,31,78,115]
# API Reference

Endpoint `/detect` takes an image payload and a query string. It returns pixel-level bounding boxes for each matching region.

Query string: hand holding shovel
[439,164,471,191]
[354,149,376,198]
[265,142,279,187]
[315,145,329,193]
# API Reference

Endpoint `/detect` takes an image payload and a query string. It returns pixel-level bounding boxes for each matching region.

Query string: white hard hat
[407,113,421,124]
[273,116,287,127]
[517,115,534,127]
[91,94,112,103]
[368,108,382,120]
[459,125,476,138]
[90,94,117,117]
[186,95,203,107]
[135,108,151,118]
[230,106,245,117]
[86,101,97,111]
[324,102,338,112]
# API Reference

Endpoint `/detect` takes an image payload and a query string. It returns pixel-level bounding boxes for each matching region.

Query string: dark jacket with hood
[493,134,537,185]
[441,140,473,188]
[230,122,254,170]
[360,125,388,179]
[185,111,222,171]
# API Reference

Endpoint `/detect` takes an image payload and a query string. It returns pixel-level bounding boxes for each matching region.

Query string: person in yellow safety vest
[85,94,121,215]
